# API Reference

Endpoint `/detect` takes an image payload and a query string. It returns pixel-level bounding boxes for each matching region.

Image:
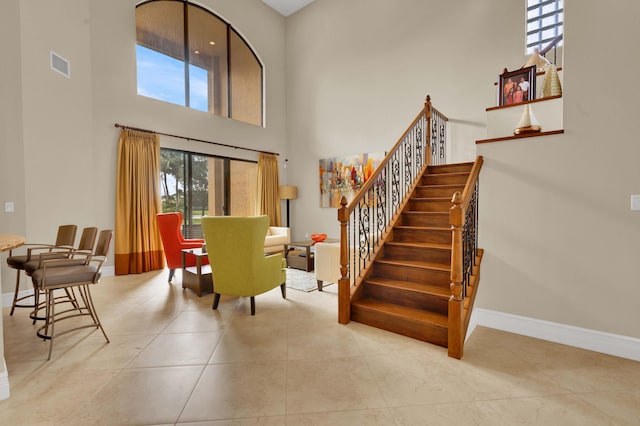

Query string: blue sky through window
[137,45,208,112]
[189,65,208,112]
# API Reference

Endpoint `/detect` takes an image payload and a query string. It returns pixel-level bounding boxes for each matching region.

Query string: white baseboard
[469,308,640,362]
[0,360,9,401]
[2,289,29,309]
[101,266,115,277]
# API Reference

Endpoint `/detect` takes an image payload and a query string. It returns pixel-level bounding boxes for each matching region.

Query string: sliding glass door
[160,148,257,238]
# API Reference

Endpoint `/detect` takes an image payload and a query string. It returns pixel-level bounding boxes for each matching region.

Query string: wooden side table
[181,248,213,297]
[284,238,338,272]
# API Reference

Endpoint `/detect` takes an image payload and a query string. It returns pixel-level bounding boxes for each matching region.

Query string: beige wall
[285,0,640,339]
[0,0,25,383]
[477,0,640,338]
[285,0,524,240]
[0,0,288,296]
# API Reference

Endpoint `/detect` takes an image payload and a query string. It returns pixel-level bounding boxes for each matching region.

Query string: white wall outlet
[631,195,640,211]
[4,202,14,213]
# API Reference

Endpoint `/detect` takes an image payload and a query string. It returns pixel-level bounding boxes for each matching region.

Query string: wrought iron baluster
[404,137,412,194]
[391,153,400,209]
[376,174,387,241]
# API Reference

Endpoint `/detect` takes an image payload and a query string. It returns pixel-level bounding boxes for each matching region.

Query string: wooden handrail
[540,34,563,55]
[343,96,448,217]
[460,156,483,209]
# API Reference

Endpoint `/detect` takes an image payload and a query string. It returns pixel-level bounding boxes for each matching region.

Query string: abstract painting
[319,152,385,208]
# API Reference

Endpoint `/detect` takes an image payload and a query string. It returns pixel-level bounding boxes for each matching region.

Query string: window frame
[160,147,258,238]
[136,0,264,126]
[526,0,563,54]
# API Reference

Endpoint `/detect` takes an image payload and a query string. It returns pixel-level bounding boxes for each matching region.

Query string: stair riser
[427,164,474,175]
[408,199,452,212]
[382,245,451,266]
[363,283,449,315]
[393,228,451,245]
[351,305,448,347]
[414,186,465,198]
[422,174,468,185]
[372,263,450,286]
[401,213,449,227]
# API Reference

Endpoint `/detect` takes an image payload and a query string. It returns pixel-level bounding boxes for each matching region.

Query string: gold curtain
[256,153,281,226]
[115,129,165,274]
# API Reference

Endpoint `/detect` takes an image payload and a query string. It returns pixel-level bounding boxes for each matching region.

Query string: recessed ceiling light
[209,41,216,46]
[194,50,200,54]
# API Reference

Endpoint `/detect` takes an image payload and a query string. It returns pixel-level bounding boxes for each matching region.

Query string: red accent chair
[156,212,208,282]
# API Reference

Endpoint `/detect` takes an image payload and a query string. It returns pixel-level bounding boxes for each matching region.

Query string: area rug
[285,268,334,292]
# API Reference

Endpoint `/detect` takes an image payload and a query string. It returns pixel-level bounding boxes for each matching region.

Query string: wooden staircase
[350,161,478,350]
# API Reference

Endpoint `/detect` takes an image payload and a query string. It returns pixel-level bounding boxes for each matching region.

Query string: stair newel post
[425,95,432,167]
[338,196,350,324]
[449,191,464,359]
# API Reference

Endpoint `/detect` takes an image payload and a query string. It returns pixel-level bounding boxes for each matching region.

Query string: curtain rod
[114,123,279,156]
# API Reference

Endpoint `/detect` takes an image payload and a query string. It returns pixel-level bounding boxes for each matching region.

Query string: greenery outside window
[160,148,257,238]
[136,0,264,126]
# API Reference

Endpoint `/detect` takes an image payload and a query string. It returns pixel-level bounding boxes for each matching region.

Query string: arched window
[136,0,263,126]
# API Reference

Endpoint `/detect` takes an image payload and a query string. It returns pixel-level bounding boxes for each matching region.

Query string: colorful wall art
[319,152,385,208]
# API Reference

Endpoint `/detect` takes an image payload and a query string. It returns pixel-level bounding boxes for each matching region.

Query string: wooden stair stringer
[462,249,484,338]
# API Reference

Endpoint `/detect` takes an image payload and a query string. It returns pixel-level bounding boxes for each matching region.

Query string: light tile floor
[1,270,640,425]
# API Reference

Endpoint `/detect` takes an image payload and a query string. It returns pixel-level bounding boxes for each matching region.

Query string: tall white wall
[286,0,640,340]
[285,0,523,240]
[0,0,287,297]
[476,0,640,338]
[0,0,25,390]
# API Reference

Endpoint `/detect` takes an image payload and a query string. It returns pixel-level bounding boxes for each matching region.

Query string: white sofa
[264,226,290,254]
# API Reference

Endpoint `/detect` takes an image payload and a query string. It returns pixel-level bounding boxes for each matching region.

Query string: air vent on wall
[50,51,70,78]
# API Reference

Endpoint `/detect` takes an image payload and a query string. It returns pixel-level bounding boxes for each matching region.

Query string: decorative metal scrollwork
[404,138,412,186]
[340,99,450,288]
[415,123,423,167]
[391,156,400,208]
[375,175,387,232]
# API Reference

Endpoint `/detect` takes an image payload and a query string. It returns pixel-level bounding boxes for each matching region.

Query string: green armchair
[201,215,286,315]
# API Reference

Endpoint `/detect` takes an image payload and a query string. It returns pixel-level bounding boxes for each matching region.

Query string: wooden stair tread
[416,183,465,189]
[394,225,449,232]
[429,161,474,167]
[385,241,451,250]
[403,211,447,215]
[425,171,470,177]
[427,163,474,173]
[376,258,451,271]
[365,277,450,298]
[353,298,448,328]
[410,197,451,201]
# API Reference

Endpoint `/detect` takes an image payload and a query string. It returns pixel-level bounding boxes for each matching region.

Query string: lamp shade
[280,185,298,200]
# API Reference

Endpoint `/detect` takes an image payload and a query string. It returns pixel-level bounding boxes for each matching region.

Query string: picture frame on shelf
[498,65,536,106]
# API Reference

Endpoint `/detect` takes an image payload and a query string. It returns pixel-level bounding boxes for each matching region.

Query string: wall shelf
[486,94,562,112]
[476,129,564,144]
